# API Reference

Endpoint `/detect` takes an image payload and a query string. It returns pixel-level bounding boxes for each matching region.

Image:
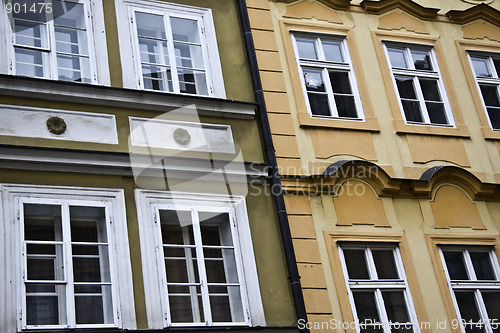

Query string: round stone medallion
[173,127,191,145]
[46,116,67,135]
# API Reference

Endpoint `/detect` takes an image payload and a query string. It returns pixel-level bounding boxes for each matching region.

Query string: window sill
[0,74,256,119]
[482,126,500,140]
[393,119,471,138]
[298,112,380,132]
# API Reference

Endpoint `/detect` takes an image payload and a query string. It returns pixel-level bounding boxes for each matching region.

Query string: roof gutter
[235,1,309,331]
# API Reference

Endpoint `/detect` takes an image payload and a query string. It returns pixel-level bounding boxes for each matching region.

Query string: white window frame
[291,32,365,120]
[0,184,135,331]
[116,0,225,98]
[383,42,455,127]
[338,243,421,333]
[439,246,500,333]
[467,51,500,131]
[0,0,110,85]
[135,190,265,329]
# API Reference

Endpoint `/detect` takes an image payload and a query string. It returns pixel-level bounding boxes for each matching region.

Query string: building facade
[0,0,300,331]
[245,0,500,332]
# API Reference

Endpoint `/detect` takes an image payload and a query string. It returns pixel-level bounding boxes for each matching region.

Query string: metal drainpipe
[235,0,309,331]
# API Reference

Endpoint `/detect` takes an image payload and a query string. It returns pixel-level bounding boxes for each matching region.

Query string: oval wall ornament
[173,127,191,145]
[46,116,67,135]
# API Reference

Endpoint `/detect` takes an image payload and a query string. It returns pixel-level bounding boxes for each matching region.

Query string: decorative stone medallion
[173,127,191,145]
[46,116,67,135]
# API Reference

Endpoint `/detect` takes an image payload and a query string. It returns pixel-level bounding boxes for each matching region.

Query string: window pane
[308,93,330,116]
[304,68,325,92]
[169,287,204,323]
[411,50,432,71]
[15,20,45,48]
[296,37,317,60]
[401,100,423,123]
[372,249,399,279]
[161,210,194,245]
[455,292,485,333]
[382,291,410,323]
[482,292,500,322]
[494,58,500,78]
[426,102,448,125]
[26,284,66,325]
[388,48,408,69]
[353,291,380,323]
[419,79,441,101]
[27,244,64,281]
[443,251,469,280]
[135,12,166,39]
[200,213,232,246]
[171,17,200,44]
[178,69,207,95]
[322,40,343,62]
[12,0,47,21]
[334,95,357,118]
[70,206,107,242]
[55,27,88,56]
[480,85,500,107]
[391,325,414,333]
[469,252,495,280]
[210,286,244,322]
[142,65,171,91]
[24,204,62,241]
[74,285,113,324]
[174,43,204,69]
[487,107,500,130]
[343,249,369,279]
[139,39,168,65]
[471,57,492,77]
[73,245,110,282]
[57,54,91,83]
[396,76,417,99]
[329,71,352,94]
[53,1,86,29]
[15,48,45,77]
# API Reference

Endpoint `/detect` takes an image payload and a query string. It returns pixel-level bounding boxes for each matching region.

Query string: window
[339,244,420,333]
[0,0,109,84]
[118,0,224,97]
[384,43,453,126]
[135,191,265,328]
[439,246,500,333]
[292,34,364,119]
[468,53,500,130]
[0,185,135,331]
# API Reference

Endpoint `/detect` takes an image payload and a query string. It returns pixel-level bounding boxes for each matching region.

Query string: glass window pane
[55,27,88,55]
[15,48,45,78]
[24,204,62,241]
[455,291,481,322]
[53,1,86,29]
[372,249,399,279]
[171,17,200,44]
[382,291,410,323]
[27,244,64,281]
[471,57,492,77]
[74,285,113,324]
[401,100,423,123]
[57,55,91,83]
[142,65,171,91]
[169,288,204,323]
[419,79,441,102]
[391,325,414,333]
[200,212,232,246]
[12,0,47,21]
[329,70,352,94]
[334,95,357,118]
[70,206,107,242]
[480,85,500,107]
[396,76,417,99]
[443,251,469,280]
[295,37,317,60]
[482,292,500,321]
[343,249,369,279]
[487,107,500,130]
[209,286,244,322]
[26,284,66,325]
[308,93,330,116]
[72,245,110,282]
[388,48,408,69]
[493,58,500,78]
[304,68,325,92]
[426,102,448,125]
[161,210,193,245]
[469,251,495,280]
[322,40,343,62]
[178,69,207,95]
[15,20,45,48]
[411,50,432,71]
[135,12,166,40]
[353,291,380,324]
[174,43,204,69]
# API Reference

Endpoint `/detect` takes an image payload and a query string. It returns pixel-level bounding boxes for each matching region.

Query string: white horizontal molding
[0,75,256,119]
[129,117,235,153]
[0,104,118,144]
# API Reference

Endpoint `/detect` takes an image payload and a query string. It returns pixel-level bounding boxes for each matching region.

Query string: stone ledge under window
[0,75,256,119]
[393,119,471,138]
[298,112,381,132]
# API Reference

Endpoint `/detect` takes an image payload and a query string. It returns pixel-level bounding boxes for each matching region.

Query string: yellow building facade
[246,0,500,332]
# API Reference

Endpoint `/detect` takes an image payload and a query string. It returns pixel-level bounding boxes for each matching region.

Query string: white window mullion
[103,201,120,325]
[413,76,431,123]
[475,289,494,333]
[365,247,378,280]
[464,250,477,280]
[374,289,391,333]
[62,202,75,328]
[47,1,58,80]
[164,14,180,94]
[182,226,201,323]
[323,67,338,117]
[192,209,212,325]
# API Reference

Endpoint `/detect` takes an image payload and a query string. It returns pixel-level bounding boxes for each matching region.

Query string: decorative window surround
[135,190,265,329]
[291,33,365,120]
[439,246,500,333]
[0,104,118,144]
[0,75,255,119]
[339,243,421,333]
[116,0,225,98]
[0,184,136,331]
[0,0,110,85]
